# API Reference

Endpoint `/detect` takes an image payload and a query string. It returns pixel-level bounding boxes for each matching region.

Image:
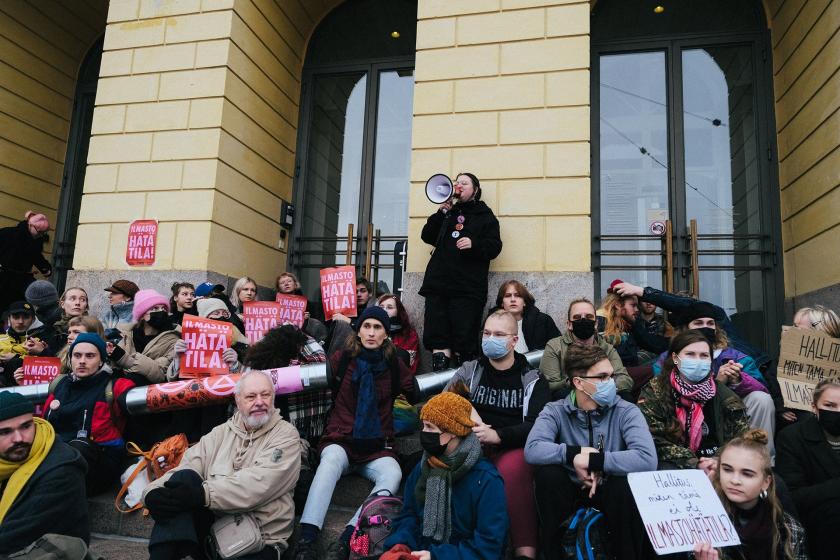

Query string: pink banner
[265,366,304,394]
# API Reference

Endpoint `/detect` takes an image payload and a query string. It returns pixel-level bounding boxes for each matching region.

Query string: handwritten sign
[274,294,308,328]
[776,327,840,411]
[125,219,158,266]
[180,315,233,377]
[22,356,62,385]
[320,265,357,321]
[629,470,740,555]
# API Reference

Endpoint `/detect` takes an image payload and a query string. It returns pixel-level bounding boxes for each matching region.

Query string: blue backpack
[557,507,613,560]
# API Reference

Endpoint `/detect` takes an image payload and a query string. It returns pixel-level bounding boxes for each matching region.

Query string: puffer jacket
[112,323,179,383]
[99,301,134,330]
[143,410,302,548]
[419,199,502,301]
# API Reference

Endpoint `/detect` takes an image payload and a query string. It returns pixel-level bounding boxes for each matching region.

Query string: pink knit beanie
[132,289,170,321]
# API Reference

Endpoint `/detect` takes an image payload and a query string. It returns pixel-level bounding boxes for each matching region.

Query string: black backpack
[555,507,613,560]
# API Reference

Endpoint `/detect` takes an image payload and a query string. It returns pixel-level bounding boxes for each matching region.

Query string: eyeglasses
[481,330,515,338]
[576,373,615,382]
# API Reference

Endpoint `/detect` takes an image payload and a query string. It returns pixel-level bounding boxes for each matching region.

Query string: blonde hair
[794,305,840,338]
[484,309,517,333]
[230,276,257,308]
[275,272,300,292]
[602,292,632,338]
[813,378,840,406]
[58,315,105,371]
[59,286,89,314]
[713,429,794,560]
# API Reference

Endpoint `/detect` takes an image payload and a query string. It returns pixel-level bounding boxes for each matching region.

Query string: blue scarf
[351,347,388,449]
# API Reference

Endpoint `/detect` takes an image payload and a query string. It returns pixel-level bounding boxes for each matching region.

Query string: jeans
[300,444,402,529]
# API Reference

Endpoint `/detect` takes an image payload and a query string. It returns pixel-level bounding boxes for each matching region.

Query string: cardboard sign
[320,265,357,321]
[777,326,840,411]
[21,356,62,385]
[126,219,158,266]
[180,315,233,378]
[629,470,740,555]
[274,294,308,328]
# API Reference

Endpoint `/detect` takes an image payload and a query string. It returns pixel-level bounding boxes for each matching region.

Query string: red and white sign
[242,300,303,344]
[22,356,62,385]
[274,294,307,328]
[180,315,233,378]
[320,265,357,321]
[126,219,158,266]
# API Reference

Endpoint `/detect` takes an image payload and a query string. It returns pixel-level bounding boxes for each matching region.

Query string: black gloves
[144,469,205,520]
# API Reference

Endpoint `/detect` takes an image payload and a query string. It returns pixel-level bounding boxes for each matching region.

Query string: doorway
[591,1,783,353]
[290,0,416,302]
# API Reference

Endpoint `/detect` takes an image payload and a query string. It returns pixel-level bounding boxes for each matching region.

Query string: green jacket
[539,331,632,395]
[638,377,748,469]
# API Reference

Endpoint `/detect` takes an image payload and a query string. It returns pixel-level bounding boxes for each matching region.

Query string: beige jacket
[143,411,301,547]
[114,324,179,383]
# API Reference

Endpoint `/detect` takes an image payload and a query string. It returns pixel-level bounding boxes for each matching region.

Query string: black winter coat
[488,304,559,351]
[419,200,502,301]
[0,437,89,553]
[0,220,50,276]
[775,415,840,515]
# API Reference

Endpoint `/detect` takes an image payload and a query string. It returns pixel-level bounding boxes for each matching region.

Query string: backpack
[348,490,403,560]
[6,534,104,560]
[556,507,613,560]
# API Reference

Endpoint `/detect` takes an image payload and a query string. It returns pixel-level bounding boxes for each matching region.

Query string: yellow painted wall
[767,0,840,297]
[77,0,341,287]
[406,0,592,274]
[0,0,108,254]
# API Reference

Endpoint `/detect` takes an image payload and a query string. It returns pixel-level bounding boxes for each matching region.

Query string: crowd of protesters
[1,183,839,560]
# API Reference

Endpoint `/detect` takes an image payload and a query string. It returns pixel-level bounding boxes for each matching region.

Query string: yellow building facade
[1,0,838,357]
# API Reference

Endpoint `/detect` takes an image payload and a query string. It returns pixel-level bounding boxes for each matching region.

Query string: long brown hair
[495,280,536,309]
[712,429,794,560]
[377,293,412,336]
[343,331,397,361]
[652,330,714,441]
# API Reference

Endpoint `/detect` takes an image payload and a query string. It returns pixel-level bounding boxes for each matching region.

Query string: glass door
[594,38,781,352]
[292,65,414,301]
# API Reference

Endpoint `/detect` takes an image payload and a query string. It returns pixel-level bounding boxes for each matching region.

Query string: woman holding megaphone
[419,172,502,371]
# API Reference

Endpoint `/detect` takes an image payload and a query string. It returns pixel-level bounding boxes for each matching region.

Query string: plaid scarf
[285,335,330,440]
[670,369,716,453]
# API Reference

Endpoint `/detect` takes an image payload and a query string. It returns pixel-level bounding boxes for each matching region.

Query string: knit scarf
[414,432,482,543]
[670,370,716,452]
[0,417,55,522]
[351,347,387,448]
[733,499,774,560]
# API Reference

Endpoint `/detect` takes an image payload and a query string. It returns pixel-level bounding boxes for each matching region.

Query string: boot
[432,352,450,372]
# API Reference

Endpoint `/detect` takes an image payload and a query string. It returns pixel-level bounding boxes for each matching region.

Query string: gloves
[144,487,182,520]
[173,339,188,354]
[164,469,206,510]
[222,347,240,371]
[380,544,413,560]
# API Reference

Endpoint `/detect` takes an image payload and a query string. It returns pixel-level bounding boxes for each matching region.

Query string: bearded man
[142,370,302,560]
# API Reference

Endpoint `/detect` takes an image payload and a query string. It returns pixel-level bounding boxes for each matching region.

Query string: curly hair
[243,324,307,369]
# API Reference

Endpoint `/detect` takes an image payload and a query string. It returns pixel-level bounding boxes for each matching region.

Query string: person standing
[0,211,52,313]
[419,172,502,370]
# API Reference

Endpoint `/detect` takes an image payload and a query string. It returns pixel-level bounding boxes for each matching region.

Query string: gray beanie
[25,280,59,308]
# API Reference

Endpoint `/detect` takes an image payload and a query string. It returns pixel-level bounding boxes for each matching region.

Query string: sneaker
[325,540,351,560]
[431,351,450,371]
[290,539,318,560]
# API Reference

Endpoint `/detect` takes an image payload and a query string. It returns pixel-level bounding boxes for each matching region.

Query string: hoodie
[525,392,657,483]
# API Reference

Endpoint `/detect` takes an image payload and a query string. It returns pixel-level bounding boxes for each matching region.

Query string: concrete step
[89,489,154,539]
[89,533,149,560]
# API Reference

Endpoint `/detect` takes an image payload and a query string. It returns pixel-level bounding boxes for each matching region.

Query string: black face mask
[388,320,403,334]
[817,408,840,437]
[147,310,172,331]
[698,327,717,346]
[419,431,447,457]
[571,318,596,340]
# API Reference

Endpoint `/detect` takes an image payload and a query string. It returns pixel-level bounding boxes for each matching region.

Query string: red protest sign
[180,315,233,378]
[320,265,357,321]
[22,356,62,385]
[126,219,158,266]
[274,294,307,328]
[243,302,282,343]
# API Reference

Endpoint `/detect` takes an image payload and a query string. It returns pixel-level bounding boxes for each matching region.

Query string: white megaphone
[425,173,453,204]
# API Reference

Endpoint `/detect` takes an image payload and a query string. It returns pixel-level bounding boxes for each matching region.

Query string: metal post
[690,219,700,298]
[365,223,374,280]
[664,219,674,293]
[346,223,354,265]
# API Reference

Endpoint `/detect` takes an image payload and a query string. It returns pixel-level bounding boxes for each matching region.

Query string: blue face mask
[677,357,712,383]
[581,378,617,407]
[481,336,510,360]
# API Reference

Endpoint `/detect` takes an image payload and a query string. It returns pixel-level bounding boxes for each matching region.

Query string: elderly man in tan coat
[142,370,301,560]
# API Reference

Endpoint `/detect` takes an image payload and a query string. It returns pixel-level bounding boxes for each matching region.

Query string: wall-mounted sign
[126,219,158,266]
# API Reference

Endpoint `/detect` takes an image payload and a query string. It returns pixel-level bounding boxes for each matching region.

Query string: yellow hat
[420,391,475,437]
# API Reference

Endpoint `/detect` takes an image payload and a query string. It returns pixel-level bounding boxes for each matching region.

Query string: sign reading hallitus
[777,326,840,411]
[126,219,158,266]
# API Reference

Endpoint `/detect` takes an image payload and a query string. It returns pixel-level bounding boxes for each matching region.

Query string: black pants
[149,472,283,560]
[69,439,125,496]
[422,294,484,359]
[534,465,654,560]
